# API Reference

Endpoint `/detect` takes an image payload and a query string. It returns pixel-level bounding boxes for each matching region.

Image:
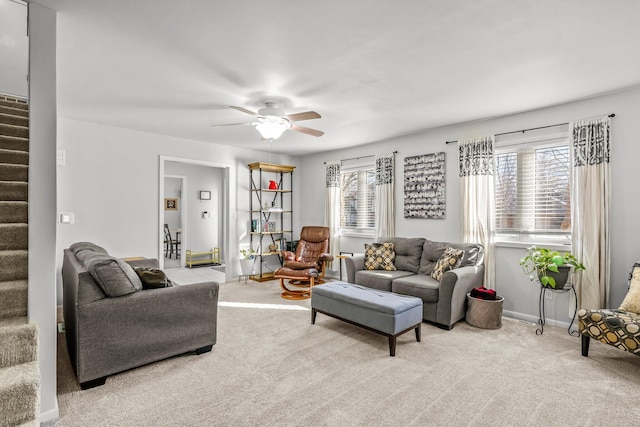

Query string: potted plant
[239,244,256,276]
[519,246,585,289]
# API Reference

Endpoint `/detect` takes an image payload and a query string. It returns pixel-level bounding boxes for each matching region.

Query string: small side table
[335,252,353,282]
[537,283,578,336]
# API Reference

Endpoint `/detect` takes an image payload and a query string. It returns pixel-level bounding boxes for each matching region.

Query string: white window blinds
[494,125,571,243]
[340,157,375,232]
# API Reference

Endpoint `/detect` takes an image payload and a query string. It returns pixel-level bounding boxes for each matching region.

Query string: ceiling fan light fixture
[255,116,291,140]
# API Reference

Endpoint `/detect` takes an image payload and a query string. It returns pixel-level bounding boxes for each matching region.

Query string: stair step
[0,361,40,426]
[0,148,28,165]
[0,316,27,328]
[0,321,37,368]
[0,224,28,250]
[0,182,28,201]
[0,280,28,319]
[0,135,28,152]
[0,250,28,282]
[0,201,28,223]
[0,123,28,139]
[0,113,28,128]
[0,105,29,118]
[0,164,28,182]
[0,99,28,110]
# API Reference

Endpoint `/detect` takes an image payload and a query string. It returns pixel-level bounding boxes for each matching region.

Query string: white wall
[28,2,58,422]
[56,118,300,303]
[0,0,28,97]
[165,161,224,259]
[298,86,640,325]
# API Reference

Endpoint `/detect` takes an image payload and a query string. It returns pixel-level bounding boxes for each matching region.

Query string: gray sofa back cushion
[69,242,143,297]
[418,240,484,274]
[88,257,143,297]
[379,237,426,273]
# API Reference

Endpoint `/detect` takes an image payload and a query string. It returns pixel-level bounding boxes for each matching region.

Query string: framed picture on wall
[164,198,178,211]
[199,191,211,200]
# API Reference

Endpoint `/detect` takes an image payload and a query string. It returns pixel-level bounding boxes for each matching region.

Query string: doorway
[159,156,231,283]
[163,175,185,268]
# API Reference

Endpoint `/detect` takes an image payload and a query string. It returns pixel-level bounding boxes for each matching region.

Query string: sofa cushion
[134,267,174,290]
[355,270,415,292]
[70,242,111,269]
[447,242,484,267]
[392,274,440,303]
[431,247,465,281]
[379,237,425,273]
[418,240,483,274]
[619,266,640,314]
[418,240,448,275]
[364,243,397,271]
[88,257,143,297]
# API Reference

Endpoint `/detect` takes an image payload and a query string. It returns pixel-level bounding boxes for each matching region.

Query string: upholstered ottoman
[311,282,423,356]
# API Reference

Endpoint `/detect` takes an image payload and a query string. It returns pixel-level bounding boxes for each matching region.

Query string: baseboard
[40,403,59,425]
[502,310,574,331]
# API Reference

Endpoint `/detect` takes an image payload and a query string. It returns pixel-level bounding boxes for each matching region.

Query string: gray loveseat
[344,237,484,329]
[62,242,219,389]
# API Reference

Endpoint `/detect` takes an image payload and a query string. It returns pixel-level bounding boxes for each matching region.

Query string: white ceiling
[38,0,640,155]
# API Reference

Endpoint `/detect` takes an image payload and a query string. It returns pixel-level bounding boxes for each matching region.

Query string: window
[340,159,375,235]
[494,126,572,245]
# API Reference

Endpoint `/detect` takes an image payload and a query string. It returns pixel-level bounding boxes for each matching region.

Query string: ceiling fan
[211,101,324,140]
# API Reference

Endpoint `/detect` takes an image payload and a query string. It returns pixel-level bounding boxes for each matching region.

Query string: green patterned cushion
[364,243,397,271]
[619,266,640,314]
[430,247,465,281]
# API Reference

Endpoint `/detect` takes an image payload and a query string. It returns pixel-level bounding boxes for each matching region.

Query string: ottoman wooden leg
[415,324,421,342]
[389,336,396,357]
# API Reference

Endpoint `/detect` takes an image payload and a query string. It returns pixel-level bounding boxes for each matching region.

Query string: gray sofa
[344,237,484,329]
[62,242,219,389]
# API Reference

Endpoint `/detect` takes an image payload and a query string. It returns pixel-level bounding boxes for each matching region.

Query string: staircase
[0,96,40,427]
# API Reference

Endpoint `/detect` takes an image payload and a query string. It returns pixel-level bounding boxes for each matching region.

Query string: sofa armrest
[344,253,365,284]
[75,281,219,383]
[436,265,484,327]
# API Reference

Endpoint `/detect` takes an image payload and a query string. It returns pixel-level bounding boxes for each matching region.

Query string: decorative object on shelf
[268,243,278,252]
[268,180,278,190]
[251,219,259,232]
[164,198,178,211]
[199,191,211,200]
[519,246,585,289]
[403,152,446,219]
[267,222,276,232]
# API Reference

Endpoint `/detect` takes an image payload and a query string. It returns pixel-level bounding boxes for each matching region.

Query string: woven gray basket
[466,293,504,329]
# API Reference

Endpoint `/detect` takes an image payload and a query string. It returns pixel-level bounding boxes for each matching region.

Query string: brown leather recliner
[274,226,333,300]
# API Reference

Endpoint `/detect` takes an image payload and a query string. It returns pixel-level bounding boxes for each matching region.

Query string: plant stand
[466,293,504,329]
[537,283,578,336]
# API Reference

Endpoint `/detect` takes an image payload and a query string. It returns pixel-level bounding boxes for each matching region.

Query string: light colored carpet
[56,280,640,426]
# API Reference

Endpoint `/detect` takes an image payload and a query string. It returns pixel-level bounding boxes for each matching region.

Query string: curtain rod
[445,113,615,144]
[324,150,397,164]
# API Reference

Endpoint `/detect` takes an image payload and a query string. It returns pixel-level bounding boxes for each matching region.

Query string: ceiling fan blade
[210,122,254,127]
[285,111,321,122]
[290,124,324,137]
[230,106,258,116]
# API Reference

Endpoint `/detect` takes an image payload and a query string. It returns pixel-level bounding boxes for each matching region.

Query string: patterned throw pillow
[364,243,397,271]
[619,266,640,314]
[430,247,465,281]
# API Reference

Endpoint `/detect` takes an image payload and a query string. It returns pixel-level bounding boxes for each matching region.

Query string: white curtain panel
[324,161,341,268]
[375,153,395,239]
[571,116,611,309]
[458,137,496,288]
